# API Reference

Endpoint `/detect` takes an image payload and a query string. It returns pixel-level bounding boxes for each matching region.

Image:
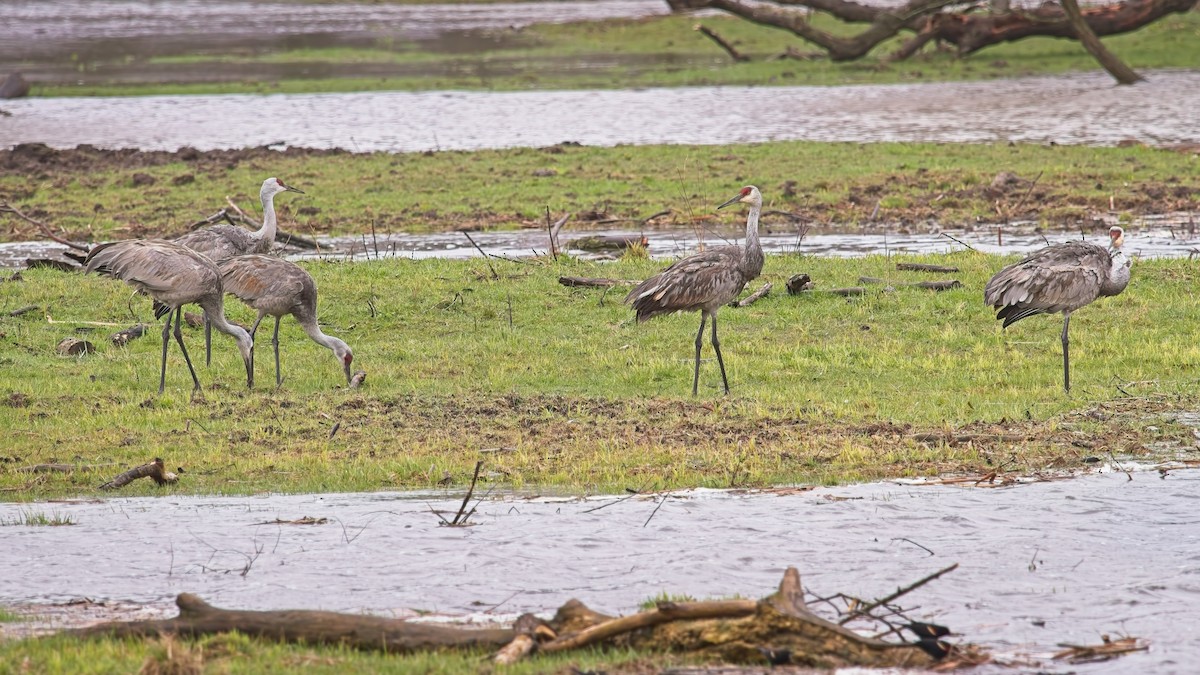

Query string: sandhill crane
[984,226,1130,393]
[84,239,254,394]
[218,255,354,387]
[174,177,303,366]
[626,185,764,396]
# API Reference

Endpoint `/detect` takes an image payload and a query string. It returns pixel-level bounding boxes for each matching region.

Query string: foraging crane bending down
[84,239,254,394]
[174,177,304,366]
[625,185,764,396]
[218,255,354,387]
[984,226,1130,393]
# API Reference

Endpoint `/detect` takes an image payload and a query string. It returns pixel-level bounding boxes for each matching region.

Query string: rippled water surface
[4,70,1199,151]
[3,469,1200,672]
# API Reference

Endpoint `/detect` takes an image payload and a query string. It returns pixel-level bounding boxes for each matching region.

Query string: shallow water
[3,467,1200,672]
[4,219,1199,270]
[4,70,1200,151]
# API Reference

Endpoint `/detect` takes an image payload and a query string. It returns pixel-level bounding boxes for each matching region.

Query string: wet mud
[3,468,1200,672]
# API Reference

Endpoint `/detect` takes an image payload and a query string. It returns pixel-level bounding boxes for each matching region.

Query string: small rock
[0,72,30,99]
[531,168,557,177]
[131,173,156,187]
[171,174,195,186]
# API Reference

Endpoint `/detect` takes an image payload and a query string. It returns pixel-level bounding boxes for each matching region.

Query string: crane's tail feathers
[153,300,172,321]
[995,304,1043,328]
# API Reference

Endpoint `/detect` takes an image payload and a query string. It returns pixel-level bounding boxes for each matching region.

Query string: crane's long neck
[742,201,764,280]
[258,192,279,244]
[299,315,342,353]
[1101,248,1131,297]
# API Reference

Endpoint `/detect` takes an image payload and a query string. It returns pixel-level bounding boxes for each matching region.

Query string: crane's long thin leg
[693,313,708,396]
[204,316,212,367]
[173,307,202,393]
[248,315,266,386]
[1061,312,1071,394]
[711,313,730,395]
[273,316,283,388]
[158,310,171,395]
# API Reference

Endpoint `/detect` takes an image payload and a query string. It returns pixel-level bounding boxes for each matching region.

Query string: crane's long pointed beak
[716,194,742,210]
[343,361,352,384]
[287,186,305,194]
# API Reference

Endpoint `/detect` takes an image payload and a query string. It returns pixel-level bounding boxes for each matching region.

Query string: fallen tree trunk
[65,567,972,668]
[70,593,516,652]
[679,0,1196,61]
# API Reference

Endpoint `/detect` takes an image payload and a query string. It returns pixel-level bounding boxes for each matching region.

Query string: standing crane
[84,239,254,394]
[174,177,304,366]
[983,226,1130,393]
[218,255,354,387]
[625,185,764,396]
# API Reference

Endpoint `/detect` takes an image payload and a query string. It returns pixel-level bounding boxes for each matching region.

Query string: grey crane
[84,239,254,394]
[218,254,354,387]
[174,177,304,366]
[625,185,764,396]
[983,226,1130,393]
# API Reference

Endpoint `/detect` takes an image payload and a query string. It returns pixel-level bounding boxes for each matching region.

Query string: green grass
[0,632,671,674]
[0,608,20,622]
[1,251,1196,500]
[2,141,1196,242]
[26,12,1200,97]
[0,509,74,526]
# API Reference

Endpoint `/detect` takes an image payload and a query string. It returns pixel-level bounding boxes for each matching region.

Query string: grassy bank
[0,633,664,674]
[2,141,1197,243]
[1,250,1196,500]
[26,13,1200,97]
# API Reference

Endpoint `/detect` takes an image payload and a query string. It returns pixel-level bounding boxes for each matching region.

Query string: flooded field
[0,0,670,59]
[3,466,1200,672]
[3,218,1198,270]
[4,70,1200,151]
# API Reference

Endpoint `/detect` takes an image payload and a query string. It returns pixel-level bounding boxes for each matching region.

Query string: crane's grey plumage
[626,185,764,395]
[174,177,303,366]
[84,239,254,394]
[218,255,354,387]
[984,226,1130,392]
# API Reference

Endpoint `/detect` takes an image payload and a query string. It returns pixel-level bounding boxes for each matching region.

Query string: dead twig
[694,23,750,62]
[938,232,978,252]
[732,282,772,308]
[838,563,958,625]
[462,232,499,280]
[440,460,484,526]
[0,202,90,252]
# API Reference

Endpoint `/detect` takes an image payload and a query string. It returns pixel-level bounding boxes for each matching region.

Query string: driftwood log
[70,593,516,652]
[896,262,958,273]
[859,276,962,291]
[110,323,149,347]
[569,234,648,252]
[65,567,966,668]
[99,458,179,490]
[557,276,637,288]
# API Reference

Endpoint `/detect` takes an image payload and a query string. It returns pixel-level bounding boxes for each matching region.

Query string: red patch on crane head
[344,353,353,366]
[740,187,752,196]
